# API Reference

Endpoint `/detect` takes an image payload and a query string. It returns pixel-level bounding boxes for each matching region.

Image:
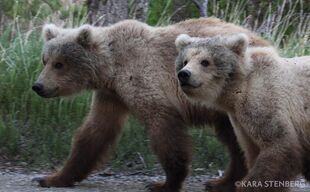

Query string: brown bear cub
[175,33,310,192]
[32,18,273,192]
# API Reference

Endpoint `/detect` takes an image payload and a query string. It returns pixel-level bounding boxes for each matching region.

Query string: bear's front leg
[205,113,248,192]
[236,140,302,192]
[144,107,192,192]
[33,90,128,187]
[302,155,310,181]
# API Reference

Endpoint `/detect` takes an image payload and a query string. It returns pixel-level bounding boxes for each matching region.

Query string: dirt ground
[0,170,309,192]
[0,161,309,192]
[0,171,208,192]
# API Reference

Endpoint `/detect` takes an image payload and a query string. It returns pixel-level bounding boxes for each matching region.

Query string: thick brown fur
[33,18,272,192]
[175,33,310,192]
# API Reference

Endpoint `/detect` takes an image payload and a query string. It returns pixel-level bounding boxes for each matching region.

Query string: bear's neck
[215,47,279,113]
[214,54,253,113]
[83,51,115,91]
[93,20,182,92]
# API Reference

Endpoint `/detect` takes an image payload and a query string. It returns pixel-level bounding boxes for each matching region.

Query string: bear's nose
[177,70,191,84]
[32,83,44,93]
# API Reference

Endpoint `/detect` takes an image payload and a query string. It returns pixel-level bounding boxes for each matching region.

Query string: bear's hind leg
[33,91,128,187]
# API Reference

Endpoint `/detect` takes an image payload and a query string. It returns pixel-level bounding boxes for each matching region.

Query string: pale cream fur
[176,33,310,192]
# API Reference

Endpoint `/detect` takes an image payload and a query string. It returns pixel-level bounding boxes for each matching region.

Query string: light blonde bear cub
[175,33,310,192]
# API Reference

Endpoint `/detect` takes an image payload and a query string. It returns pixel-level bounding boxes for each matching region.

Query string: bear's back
[247,50,310,134]
[288,56,310,146]
[173,17,271,48]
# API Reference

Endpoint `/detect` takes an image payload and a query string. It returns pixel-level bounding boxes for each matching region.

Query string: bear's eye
[183,60,188,66]
[54,63,64,69]
[201,60,209,67]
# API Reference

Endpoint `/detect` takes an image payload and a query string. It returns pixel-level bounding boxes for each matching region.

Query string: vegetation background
[0,0,309,174]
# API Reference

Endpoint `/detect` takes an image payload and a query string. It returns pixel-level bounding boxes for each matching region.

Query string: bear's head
[175,33,248,105]
[33,24,106,98]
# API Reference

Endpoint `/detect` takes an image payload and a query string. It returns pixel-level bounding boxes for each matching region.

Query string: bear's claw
[204,178,236,192]
[146,182,168,192]
[32,177,50,188]
[146,182,181,192]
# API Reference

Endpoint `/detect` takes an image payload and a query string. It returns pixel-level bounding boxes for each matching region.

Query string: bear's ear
[175,34,193,51]
[224,33,248,56]
[42,24,61,42]
[76,25,93,49]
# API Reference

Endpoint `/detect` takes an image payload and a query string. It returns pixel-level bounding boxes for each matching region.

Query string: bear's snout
[32,83,44,95]
[178,70,191,85]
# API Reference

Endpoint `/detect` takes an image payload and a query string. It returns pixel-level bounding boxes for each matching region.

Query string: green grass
[0,24,90,163]
[0,0,309,172]
[0,19,227,170]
